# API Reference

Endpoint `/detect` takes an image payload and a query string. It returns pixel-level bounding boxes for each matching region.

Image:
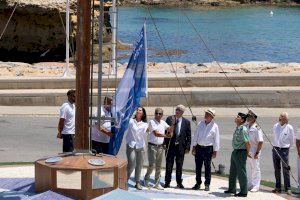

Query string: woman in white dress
[126,107,148,190]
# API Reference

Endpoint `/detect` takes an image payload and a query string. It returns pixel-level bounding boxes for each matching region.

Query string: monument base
[35,154,127,200]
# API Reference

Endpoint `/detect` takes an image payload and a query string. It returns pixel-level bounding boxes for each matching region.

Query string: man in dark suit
[164,105,191,188]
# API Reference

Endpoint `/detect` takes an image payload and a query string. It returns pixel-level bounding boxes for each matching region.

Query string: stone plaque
[57,170,81,190]
[92,169,114,189]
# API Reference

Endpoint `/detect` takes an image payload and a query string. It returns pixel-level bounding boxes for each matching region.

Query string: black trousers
[92,140,109,154]
[62,134,75,153]
[195,145,213,186]
[272,147,290,190]
[165,144,185,184]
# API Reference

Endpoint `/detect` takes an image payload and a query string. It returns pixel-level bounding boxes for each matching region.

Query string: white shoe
[153,183,164,190]
[250,188,259,192]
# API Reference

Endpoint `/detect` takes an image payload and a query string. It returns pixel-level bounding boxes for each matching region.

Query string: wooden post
[75,0,91,150]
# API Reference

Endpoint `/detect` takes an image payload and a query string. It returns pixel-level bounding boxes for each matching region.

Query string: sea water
[118,6,300,63]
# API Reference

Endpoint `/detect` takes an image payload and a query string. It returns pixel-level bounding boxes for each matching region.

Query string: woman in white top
[126,107,148,190]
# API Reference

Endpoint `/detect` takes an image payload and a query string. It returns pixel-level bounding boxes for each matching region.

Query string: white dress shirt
[59,101,75,135]
[272,122,294,148]
[247,123,264,153]
[174,117,182,144]
[91,106,112,143]
[126,118,149,149]
[148,119,170,145]
[192,120,220,151]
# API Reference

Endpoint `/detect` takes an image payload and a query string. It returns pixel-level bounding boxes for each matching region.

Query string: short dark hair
[103,97,112,105]
[238,112,247,123]
[67,89,75,96]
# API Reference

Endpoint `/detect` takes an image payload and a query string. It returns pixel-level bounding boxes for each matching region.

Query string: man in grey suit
[164,105,191,188]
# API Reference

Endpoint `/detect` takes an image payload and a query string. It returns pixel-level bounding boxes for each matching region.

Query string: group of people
[57,90,300,197]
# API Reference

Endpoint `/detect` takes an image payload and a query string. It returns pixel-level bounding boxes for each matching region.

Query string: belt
[148,142,163,147]
[234,149,247,152]
[196,144,213,148]
[274,147,289,150]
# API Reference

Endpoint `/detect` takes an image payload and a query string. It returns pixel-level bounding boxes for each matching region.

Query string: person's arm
[192,123,200,156]
[185,120,191,154]
[254,142,263,159]
[246,141,252,158]
[296,139,300,157]
[254,129,264,159]
[290,126,295,148]
[242,128,251,158]
[57,118,65,139]
[213,124,220,158]
[98,126,113,137]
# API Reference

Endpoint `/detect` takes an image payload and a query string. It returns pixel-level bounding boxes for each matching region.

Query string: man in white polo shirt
[272,112,294,195]
[57,89,76,152]
[144,108,174,190]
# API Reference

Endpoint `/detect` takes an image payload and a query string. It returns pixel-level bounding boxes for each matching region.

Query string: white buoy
[270,10,274,17]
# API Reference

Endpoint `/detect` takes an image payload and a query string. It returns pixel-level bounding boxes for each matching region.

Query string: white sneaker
[250,188,259,192]
[153,183,164,190]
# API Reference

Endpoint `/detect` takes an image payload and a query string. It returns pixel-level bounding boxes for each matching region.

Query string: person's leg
[101,142,109,154]
[298,156,300,192]
[251,157,261,190]
[69,134,75,152]
[126,145,136,181]
[203,146,213,186]
[62,134,74,152]
[175,145,185,185]
[281,149,291,190]
[247,157,253,190]
[195,146,204,186]
[165,145,175,185]
[154,146,164,184]
[228,151,237,192]
[236,150,248,195]
[144,145,156,182]
[91,140,101,154]
[135,147,145,183]
[273,148,282,189]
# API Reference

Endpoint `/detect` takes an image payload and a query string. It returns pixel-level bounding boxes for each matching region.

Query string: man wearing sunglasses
[164,105,191,189]
[144,108,174,190]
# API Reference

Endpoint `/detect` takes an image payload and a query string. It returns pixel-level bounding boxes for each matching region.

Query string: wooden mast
[75,0,91,150]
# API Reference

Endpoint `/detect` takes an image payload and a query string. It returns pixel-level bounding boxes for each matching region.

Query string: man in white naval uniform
[246,110,263,192]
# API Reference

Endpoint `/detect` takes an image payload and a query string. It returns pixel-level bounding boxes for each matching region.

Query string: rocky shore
[0,61,299,77]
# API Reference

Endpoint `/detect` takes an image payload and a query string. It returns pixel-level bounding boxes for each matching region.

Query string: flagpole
[144,20,149,107]
[63,0,70,77]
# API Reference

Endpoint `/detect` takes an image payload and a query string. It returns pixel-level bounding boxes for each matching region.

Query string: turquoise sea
[117,6,300,63]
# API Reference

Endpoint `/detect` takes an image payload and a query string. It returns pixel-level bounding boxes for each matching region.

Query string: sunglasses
[155,112,163,115]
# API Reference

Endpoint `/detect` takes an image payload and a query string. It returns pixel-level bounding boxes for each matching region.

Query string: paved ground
[0,106,299,189]
[0,166,293,199]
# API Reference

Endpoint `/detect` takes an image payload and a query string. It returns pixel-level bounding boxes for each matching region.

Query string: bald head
[279,112,289,125]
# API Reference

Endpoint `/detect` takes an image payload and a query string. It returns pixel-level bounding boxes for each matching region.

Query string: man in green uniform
[224,112,251,197]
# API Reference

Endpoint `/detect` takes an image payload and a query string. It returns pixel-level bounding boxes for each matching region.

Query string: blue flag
[109,23,148,155]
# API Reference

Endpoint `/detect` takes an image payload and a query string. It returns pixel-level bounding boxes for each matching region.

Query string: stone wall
[0,0,111,63]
